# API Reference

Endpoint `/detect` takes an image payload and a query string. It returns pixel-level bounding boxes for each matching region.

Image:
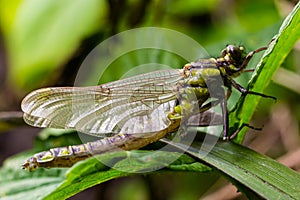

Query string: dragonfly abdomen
[22,117,181,171]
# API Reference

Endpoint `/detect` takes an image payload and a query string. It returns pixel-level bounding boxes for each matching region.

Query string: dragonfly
[21,44,275,171]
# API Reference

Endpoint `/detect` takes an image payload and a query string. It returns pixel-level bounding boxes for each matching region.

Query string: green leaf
[161,138,300,199]
[230,1,300,142]
[0,150,210,200]
[45,150,211,200]
[0,152,68,200]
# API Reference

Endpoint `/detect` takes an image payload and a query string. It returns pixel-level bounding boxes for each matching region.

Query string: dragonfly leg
[230,79,276,101]
[220,98,229,140]
[239,38,275,71]
[229,123,262,140]
[239,46,268,71]
[226,87,232,100]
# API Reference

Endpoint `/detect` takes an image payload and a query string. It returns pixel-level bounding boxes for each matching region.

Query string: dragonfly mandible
[21,44,275,171]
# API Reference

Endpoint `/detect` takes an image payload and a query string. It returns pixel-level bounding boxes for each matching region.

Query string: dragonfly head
[220,45,247,76]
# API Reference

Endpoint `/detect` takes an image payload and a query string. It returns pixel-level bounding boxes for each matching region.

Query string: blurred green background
[0,0,299,199]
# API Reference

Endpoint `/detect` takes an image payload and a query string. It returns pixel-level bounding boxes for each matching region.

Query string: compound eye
[228,45,242,61]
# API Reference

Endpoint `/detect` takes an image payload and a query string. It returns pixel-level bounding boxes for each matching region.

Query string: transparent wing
[22,69,183,137]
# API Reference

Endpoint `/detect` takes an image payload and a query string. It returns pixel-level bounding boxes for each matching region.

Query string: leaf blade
[161,139,300,199]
